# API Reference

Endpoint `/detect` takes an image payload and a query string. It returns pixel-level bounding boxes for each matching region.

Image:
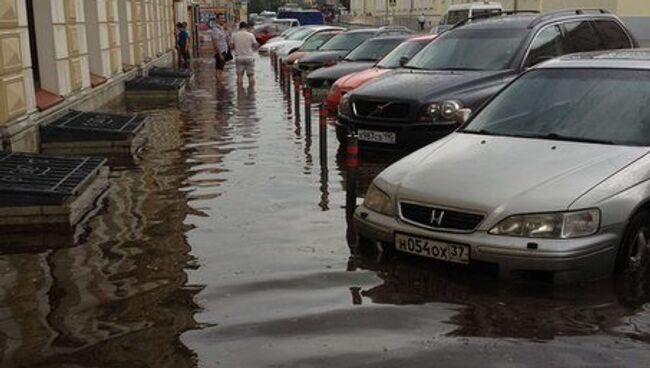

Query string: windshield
[319,32,373,51]
[287,28,314,40]
[463,69,650,146]
[301,33,337,51]
[280,27,299,38]
[344,38,404,62]
[406,28,526,70]
[377,39,430,68]
[445,9,469,25]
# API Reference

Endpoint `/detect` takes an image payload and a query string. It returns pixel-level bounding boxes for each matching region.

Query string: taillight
[325,59,337,67]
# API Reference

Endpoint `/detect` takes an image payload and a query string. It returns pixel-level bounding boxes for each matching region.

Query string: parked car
[434,1,503,33]
[326,34,436,113]
[273,18,300,30]
[260,26,304,47]
[261,26,345,55]
[254,23,291,45]
[306,35,410,90]
[354,49,650,283]
[294,27,413,74]
[338,10,637,149]
[283,30,344,66]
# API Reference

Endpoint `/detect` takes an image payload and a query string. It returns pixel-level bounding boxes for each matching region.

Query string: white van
[434,1,502,33]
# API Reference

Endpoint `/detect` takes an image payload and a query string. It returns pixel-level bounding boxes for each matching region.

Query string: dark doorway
[26,0,40,88]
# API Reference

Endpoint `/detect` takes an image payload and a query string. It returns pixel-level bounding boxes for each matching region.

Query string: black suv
[337,9,638,149]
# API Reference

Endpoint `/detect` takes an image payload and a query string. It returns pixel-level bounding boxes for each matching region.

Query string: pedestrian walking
[211,13,232,84]
[176,22,190,69]
[231,21,259,88]
[418,13,426,31]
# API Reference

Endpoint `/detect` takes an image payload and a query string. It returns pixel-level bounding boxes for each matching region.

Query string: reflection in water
[0,55,649,367]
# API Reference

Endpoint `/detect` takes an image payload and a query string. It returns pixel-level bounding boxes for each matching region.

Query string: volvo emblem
[369,102,393,117]
[430,209,445,226]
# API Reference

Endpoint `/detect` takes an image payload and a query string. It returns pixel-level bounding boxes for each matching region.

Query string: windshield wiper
[461,129,500,136]
[528,133,615,145]
[436,67,485,71]
[402,65,422,70]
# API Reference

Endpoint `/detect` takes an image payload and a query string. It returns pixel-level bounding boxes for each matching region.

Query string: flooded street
[2,56,650,368]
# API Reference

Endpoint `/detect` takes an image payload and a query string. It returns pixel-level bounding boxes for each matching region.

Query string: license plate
[395,233,470,264]
[357,129,396,144]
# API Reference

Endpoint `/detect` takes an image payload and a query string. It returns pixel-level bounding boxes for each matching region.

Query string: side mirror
[455,108,472,125]
[399,56,409,67]
[337,55,344,61]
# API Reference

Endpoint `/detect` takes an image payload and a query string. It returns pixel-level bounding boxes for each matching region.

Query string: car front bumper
[354,205,623,283]
[337,114,457,150]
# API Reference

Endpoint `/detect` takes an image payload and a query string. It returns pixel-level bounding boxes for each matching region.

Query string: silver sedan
[354,50,650,283]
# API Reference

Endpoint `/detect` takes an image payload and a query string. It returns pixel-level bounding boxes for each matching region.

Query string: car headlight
[364,183,394,216]
[428,103,441,117]
[488,209,600,238]
[440,100,462,120]
[339,93,352,116]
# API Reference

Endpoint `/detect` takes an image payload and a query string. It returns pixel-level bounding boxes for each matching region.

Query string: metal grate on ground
[126,76,186,91]
[0,152,105,206]
[41,110,146,143]
[149,67,193,79]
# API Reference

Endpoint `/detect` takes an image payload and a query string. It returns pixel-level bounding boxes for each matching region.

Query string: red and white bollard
[345,133,359,222]
[294,74,301,120]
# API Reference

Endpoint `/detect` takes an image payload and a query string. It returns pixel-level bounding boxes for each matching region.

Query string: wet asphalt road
[1,56,650,368]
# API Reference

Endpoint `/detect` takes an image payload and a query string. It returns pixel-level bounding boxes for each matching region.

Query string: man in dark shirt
[176,22,190,69]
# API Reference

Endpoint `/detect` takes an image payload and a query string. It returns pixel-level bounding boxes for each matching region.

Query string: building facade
[347,0,650,44]
[0,0,183,153]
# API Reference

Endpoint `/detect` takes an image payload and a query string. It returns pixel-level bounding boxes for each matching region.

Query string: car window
[344,38,404,62]
[301,33,336,51]
[562,21,601,52]
[464,69,650,146]
[446,10,469,25]
[377,40,429,68]
[406,28,527,71]
[287,28,314,40]
[319,32,373,51]
[593,20,632,49]
[524,25,570,68]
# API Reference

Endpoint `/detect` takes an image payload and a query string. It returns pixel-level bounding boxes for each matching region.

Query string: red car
[326,35,436,113]
[254,24,282,45]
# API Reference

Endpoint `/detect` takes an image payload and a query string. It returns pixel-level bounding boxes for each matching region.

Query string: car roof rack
[527,9,610,28]
[449,10,540,31]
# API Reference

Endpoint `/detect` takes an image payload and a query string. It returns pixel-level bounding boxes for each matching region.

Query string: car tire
[615,209,650,274]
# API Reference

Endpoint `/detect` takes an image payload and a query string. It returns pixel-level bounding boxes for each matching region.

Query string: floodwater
[2,56,650,368]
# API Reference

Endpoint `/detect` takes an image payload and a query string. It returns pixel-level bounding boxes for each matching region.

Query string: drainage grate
[41,110,146,143]
[0,152,105,206]
[149,67,193,79]
[126,76,186,91]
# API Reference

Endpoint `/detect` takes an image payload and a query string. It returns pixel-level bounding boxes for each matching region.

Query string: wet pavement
[1,56,650,368]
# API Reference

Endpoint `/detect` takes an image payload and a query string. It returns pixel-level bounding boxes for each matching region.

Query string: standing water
[1,57,650,367]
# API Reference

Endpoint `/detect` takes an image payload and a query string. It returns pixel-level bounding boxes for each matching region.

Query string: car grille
[353,100,410,120]
[400,202,483,232]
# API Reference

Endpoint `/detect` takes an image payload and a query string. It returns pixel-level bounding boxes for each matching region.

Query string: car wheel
[616,209,650,274]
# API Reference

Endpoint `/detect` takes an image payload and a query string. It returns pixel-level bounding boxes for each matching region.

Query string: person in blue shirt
[176,22,190,69]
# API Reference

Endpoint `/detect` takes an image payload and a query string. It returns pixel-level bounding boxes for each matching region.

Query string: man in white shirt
[211,13,230,83]
[417,13,426,31]
[231,22,259,87]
